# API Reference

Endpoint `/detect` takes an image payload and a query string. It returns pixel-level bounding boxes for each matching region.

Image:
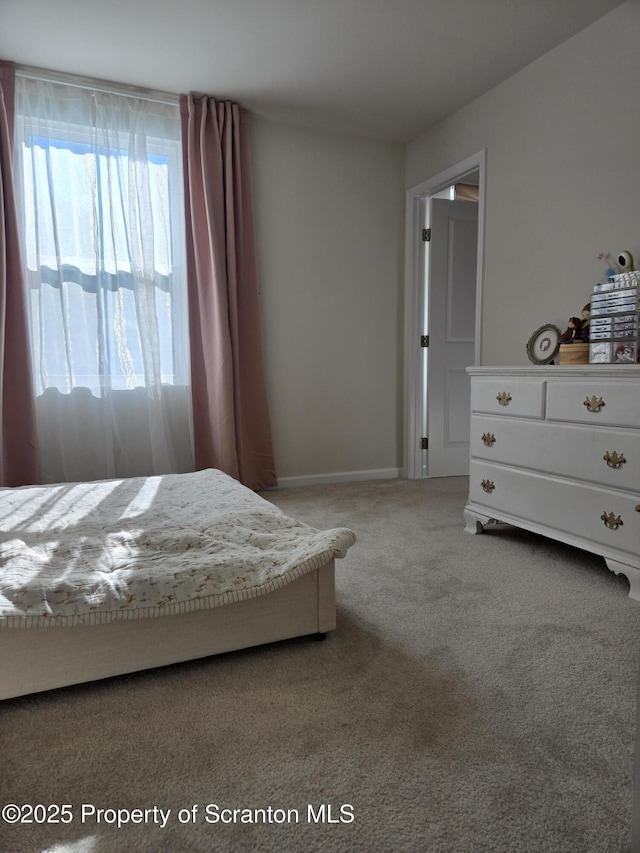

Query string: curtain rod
[16,64,179,107]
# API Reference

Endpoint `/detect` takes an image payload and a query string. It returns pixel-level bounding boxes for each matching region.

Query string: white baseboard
[274,468,400,489]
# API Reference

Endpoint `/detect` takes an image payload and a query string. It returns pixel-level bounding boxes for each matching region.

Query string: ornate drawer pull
[481,479,495,493]
[601,511,623,530]
[603,451,626,469]
[584,395,605,413]
[496,392,511,406]
[481,433,496,447]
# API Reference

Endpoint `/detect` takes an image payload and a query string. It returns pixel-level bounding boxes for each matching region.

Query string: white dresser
[464,365,640,600]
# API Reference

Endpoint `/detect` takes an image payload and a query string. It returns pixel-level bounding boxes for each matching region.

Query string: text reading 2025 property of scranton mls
[1,802,356,829]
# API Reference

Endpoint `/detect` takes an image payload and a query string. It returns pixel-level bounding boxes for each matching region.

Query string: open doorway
[403,151,485,479]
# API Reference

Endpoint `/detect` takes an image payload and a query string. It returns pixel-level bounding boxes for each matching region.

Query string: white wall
[251,119,404,481]
[405,1,640,366]
[9,3,634,482]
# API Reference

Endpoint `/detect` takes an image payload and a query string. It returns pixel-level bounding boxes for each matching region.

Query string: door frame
[403,150,486,479]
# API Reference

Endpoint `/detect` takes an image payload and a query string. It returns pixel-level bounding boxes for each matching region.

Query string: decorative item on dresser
[525,324,561,365]
[464,365,640,600]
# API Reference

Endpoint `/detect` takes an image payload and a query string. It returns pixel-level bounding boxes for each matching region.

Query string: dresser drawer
[469,461,640,558]
[470,415,640,492]
[546,380,640,428]
[470,378,546,419]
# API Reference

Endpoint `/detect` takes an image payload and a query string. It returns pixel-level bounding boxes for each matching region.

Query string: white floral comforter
[0,469,356,628]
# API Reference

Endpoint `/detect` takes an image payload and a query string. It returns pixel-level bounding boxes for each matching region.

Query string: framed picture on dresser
[526,324,561,365]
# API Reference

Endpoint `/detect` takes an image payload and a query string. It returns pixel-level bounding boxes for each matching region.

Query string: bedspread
[0,469,356,628]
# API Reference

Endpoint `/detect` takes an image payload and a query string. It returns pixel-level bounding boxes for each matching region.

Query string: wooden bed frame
[0,560,335,700]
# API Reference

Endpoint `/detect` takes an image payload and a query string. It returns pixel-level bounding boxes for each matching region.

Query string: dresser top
[467,365,640,378]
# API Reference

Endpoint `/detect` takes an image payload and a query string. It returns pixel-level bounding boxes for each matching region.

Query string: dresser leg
[464,505,497,535]
[604,558,640,603]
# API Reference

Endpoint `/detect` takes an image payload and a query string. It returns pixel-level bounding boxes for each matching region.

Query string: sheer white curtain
[14,76,194,483]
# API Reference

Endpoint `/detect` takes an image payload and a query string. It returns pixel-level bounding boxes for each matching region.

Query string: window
[14,77,188,397]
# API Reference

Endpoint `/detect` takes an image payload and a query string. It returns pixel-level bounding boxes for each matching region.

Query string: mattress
[0,469,356,628]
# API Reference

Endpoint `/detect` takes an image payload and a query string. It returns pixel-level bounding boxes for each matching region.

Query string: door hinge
[422,227,431,242]
[421,437,429,450]
[421,335,429,348]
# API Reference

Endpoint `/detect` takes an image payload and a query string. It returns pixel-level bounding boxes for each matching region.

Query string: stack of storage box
[589,271,640,363]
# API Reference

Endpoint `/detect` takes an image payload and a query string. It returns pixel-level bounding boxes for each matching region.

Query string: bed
[0,468,356,700]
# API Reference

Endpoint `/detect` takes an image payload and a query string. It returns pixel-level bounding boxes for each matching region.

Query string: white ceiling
[1,0,625,144]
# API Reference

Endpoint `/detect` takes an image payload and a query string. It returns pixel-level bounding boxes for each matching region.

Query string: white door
[425,198,478,477]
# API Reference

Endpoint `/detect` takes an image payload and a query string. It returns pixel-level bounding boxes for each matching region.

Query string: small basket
[559,342,590,365]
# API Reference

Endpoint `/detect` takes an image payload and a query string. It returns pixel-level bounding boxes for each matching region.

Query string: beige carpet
[1,476,638,853]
